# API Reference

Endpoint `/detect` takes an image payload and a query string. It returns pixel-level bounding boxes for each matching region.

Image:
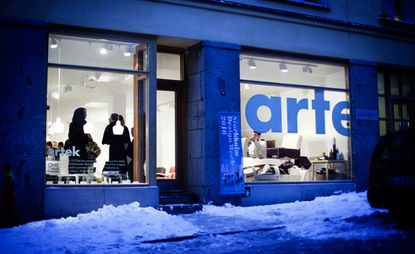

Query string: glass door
[157,80,185,191]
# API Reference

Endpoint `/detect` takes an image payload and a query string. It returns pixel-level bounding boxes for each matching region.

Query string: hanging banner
[218,112,244,195]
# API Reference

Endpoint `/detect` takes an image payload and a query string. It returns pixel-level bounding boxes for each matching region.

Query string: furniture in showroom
[310,159,348,181]
[45,155,94,184]
[267,134,302,159]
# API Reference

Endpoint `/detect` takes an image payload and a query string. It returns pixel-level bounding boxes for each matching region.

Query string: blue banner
[218,112,244,195]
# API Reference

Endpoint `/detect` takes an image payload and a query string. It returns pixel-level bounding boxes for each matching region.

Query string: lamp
[64,84,72,93]
[50,37,58,49]
[124,45,134,57]
[279,62,288,73]
[53,47,64,133]
[52,91,60,100]
[53,117,64,133]
[302,64,312,73]
[100,43,113,55]
[248,59,256,69]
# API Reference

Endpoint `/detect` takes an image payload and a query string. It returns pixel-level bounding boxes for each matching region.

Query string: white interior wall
[156,91,176,173]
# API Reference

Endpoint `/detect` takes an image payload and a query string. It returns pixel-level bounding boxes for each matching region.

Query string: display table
[310,159,348,181]
[46,157,95,184]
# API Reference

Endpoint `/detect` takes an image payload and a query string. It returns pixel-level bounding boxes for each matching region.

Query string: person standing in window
[67,107,89,175]
[102,113,131,174]
[68,107,89,160]
[248,131,267,159]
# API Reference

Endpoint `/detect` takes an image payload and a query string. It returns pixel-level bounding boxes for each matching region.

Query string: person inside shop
[45,141,56,159]
[58,142,64,151]
[86,134,101,161]
[102,113,131,176]
[68,107,90,174]
[248,131,267,159]
[56,141,64,159]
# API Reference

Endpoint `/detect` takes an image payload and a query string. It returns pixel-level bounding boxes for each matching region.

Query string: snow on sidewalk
[196,191,397,239]
[0,202,200,254]
[0,191,399,254]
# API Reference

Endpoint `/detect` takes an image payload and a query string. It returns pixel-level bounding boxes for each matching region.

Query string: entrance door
[157,80,185,192]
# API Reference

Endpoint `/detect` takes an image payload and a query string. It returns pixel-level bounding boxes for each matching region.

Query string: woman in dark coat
[102,113,130,174]
[68,107,89,161]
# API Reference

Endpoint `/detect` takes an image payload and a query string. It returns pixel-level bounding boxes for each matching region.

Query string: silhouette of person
[0,163,18,227]
[68,107,89,174]
[102,113,130,174]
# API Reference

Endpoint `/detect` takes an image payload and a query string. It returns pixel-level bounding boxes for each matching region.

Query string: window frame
[377,68,415,136]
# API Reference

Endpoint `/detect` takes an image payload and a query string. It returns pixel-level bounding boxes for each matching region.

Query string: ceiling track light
[248,59,256,70]
[302,64,312,73]
[124,45,134,57]
[50,37,58,49]
[279,62,288,73]
[100,43,113,55]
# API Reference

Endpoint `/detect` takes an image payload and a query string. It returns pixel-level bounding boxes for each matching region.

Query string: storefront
[1,0,414,223]
[43,32,187,217]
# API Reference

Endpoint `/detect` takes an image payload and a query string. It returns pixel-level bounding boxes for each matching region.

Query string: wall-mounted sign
[245,88,350,136]
[218,112,244,195]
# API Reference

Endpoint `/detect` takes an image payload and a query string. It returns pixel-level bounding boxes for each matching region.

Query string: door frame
[157,79,186,192]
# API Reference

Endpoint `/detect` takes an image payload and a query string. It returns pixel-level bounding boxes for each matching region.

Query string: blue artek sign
[245,88,350,136]
[218,112,244,195]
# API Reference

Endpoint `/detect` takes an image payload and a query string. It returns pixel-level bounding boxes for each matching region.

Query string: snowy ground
[0,191,413,254]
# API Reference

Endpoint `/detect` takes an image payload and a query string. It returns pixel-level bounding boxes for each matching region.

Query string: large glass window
[240,53,350,182]
[46,34,149,185]
[377,70,415,136]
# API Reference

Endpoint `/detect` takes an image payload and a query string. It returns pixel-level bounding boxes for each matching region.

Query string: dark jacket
[102,122,131,161]
[68,122,89,160]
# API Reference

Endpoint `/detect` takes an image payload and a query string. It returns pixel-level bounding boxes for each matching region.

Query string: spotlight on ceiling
[100,43,113,55]
[279,62,288,73]
[123,45,134,57]
[64,84,72,93]
[50,37,58,49]
[302,65,313,74]
[248,59,256,70]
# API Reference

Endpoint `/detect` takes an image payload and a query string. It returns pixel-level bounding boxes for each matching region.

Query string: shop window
[381,0,415,23]
[377,70,415,136]
[240,54,350,183]
[46,34,149,185]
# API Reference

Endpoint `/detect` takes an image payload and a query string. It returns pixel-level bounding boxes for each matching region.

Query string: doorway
[157,80,185,192]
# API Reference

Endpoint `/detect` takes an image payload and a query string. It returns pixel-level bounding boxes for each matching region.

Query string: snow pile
[0,202,200,254]
[0,191,402,253]
[200,191,397,240]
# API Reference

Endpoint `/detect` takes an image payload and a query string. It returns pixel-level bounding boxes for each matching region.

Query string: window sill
[275,0,331,11]
[379,17,415,30]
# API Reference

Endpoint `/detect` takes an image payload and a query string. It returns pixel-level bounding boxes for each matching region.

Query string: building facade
[0,0,414,223]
